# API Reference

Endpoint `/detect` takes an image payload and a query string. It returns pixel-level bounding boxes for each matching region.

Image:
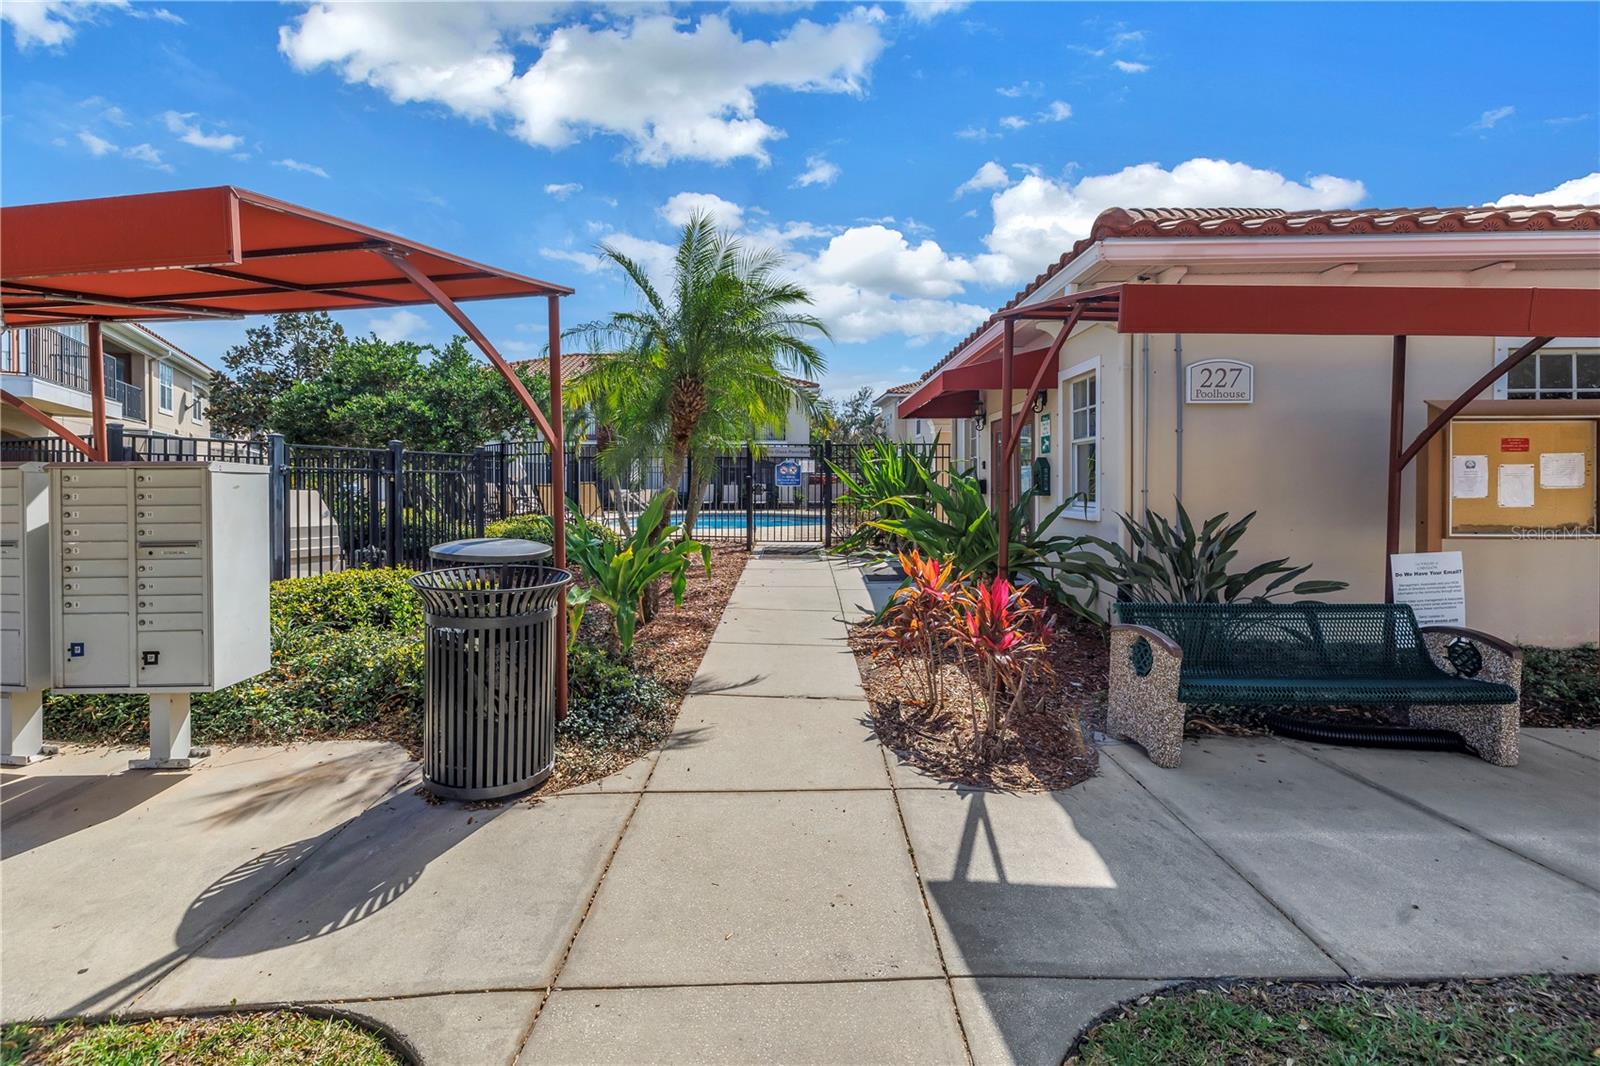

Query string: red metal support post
[0,390,97,458]
[996,317,1014,576]
[1383,335,1407,601]
[87,321,108,460]
[1005,305,1083,467]
[548,293,567,722]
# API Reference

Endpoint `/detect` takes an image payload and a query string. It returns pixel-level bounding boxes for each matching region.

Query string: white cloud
[76,129,115,156]
[123,143,172,172]
[1112,59,1148,74]
[369,309,429,343]
[541,247,610,273]
[1490,172,1600,207]
[162,110,243,152]
[544,182,583,200]
[903,1,969,23]
[793,154,841,188]
[130,6,184,24]
[998,115,1028,131]
[810,225,983,298]
[996,81,1039,98]
[2,0,125,48]
[1037,100,1072,122]
[1471,105,1515,131]
[661,191,745,230]
[279,5,887,166]
[954,160,1008,197]
[274,158,330,178]
[980,157,1367,283]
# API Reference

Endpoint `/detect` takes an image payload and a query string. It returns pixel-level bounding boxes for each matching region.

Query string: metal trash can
[428,537,552,569]
[408,564,571,800]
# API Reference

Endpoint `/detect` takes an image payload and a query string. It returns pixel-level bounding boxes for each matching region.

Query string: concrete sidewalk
[3,549,1597,1066]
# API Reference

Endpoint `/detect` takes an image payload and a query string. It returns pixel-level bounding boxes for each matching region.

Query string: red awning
[1,186,572,327]
[1003,283,1600,337]
[898,346,1052,419]
[903,282,1600,419]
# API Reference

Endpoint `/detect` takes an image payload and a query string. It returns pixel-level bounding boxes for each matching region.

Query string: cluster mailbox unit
[2,463,53,765]
[49,462,271,767]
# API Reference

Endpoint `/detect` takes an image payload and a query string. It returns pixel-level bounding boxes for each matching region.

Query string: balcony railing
[107,377,146,422]
[2,327,147,421]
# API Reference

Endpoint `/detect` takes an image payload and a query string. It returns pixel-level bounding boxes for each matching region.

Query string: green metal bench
[1107,602,1522,768]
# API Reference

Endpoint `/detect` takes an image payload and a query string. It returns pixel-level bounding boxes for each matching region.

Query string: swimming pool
[683,511,824,531]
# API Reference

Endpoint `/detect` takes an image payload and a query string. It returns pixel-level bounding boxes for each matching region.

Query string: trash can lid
[429,537,553,564]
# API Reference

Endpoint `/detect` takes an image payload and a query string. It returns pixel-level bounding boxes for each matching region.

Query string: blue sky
[4,1,1598,397]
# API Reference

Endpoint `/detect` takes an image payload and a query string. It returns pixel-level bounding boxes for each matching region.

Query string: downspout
[1140,332,1150,519]
[1173,334,1184,505]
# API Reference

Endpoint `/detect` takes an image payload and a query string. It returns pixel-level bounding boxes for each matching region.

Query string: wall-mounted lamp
[1030,390,1048,414]
[972,399,987,430]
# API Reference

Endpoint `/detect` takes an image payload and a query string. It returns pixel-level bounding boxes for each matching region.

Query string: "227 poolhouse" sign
[1185,358,1254,404]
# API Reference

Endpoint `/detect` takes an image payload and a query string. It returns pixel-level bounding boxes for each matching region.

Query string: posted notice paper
[1451,454,1489,499]
[1389,551,1466,627]
[1498,464,1535,508]
[1540,451,1587,489]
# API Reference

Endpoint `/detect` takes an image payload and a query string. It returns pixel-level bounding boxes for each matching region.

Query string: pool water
[679,511,823,530]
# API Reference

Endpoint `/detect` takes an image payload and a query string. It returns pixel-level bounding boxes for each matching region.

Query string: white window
[1065,368,1097,516]
[190,389,206,424]
[1504,349,1600,400]
[157,362,174,413]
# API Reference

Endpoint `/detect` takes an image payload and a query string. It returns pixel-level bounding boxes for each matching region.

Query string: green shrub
[45,628,424,746]
[1521,644,1600,723]
[269,568,423,633]
[488,511,622,549]
[562,642,672,747]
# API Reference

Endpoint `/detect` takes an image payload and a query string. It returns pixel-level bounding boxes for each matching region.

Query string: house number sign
[1185,359,1254,404]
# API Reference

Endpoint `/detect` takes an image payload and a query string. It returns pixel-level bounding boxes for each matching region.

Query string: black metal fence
[2,429,949,576]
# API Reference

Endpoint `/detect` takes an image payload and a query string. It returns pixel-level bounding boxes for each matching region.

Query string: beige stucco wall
[967,265,1600,646]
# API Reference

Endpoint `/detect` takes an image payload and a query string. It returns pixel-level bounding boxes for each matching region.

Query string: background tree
[811,386,883,444]
[208,312,346,437]
[567,212,828,535]
[269,335,548,451]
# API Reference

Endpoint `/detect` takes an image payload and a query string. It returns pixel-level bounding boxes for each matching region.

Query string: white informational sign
[1497,464,1535,508]
[1185,359,1253,404]
[1389,551,1467,627]
[1540,452,1587,489]
[1451,454,1489,499]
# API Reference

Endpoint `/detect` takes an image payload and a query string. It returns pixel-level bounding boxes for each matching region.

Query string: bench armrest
[1109,623,1183,660]
[1419,625,1519,657]
[1420,627,1522,695]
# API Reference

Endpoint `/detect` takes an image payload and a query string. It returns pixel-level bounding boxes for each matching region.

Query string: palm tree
[566,212,828,535]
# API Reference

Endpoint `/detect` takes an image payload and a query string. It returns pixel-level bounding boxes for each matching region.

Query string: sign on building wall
[1389,551,1467,627]
[1185,359,1254,404]
[774,459,803,487]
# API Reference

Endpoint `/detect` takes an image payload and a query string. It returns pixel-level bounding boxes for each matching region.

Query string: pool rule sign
[774,460,803,487]
[1389,551,1467,627]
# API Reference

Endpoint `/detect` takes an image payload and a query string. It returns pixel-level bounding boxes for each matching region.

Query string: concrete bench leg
[1418,628,1523,767]
[1107,625,1186,768]
[1,690,55,766]
[1409,703,1520,767]
[130,692,207,770]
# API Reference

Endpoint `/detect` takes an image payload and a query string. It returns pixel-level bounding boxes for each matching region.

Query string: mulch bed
[537,545,747,794]
[848,609,1104,791]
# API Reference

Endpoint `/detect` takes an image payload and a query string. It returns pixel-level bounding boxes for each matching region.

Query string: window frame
[157,361,174,413]
[1059,356,1099,521]
[1493,339,1600,401]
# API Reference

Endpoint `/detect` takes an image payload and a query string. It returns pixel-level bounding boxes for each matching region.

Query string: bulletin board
[1447,418,1597,535]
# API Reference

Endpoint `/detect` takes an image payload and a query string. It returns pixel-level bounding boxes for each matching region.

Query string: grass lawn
[2,1012,400,1066]
[1071,976,1599,1065]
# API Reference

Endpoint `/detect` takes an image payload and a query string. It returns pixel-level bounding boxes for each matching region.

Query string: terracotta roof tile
[915,201,1600,386]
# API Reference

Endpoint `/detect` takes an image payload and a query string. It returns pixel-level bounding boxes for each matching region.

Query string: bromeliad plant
[951,575,1055,758]
[876,550,966,708]
[565,491,711,656]
[1085,500,1349,604]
